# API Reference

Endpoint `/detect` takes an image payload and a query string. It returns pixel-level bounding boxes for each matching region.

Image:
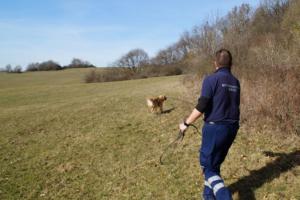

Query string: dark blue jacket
[200,67,240,123]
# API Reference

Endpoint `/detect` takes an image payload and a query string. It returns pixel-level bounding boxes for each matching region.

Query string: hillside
[0,69,299,199]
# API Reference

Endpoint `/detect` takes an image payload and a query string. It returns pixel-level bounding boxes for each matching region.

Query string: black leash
[159,124,201,165]
[188,124,201,135]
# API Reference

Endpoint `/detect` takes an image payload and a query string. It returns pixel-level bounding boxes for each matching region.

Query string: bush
[183,63,300,136]
[84,65,183,83]
[139,65,183,77]
[85,68,135,83]
[159,65,183,76]
[240,67,300,135]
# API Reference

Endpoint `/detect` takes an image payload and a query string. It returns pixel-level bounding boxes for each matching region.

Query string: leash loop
[159,124,201,165]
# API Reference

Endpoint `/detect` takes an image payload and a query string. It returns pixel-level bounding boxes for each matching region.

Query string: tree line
[1,58,95,73]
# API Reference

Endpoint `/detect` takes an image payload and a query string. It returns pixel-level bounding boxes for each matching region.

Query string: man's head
[214,49,232,69]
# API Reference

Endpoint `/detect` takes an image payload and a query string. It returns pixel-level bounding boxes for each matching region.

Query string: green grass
[0,69,299,200]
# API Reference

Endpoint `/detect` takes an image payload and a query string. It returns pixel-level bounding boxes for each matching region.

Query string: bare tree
[4,64,22,73]
[114,49,149,71]
[197,22,222,57]
[5,64,12,73]
[152,46,177,65]
[176,32,193,56]
[175,21,222,58]
[221,4,252,63]
[13,65,22,73]
[26,63,39,71]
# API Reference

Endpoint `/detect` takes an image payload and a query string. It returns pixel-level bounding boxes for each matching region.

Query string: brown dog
[146,95,167,113]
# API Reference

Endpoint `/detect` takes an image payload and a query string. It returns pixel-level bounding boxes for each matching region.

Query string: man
[179,49,240,200]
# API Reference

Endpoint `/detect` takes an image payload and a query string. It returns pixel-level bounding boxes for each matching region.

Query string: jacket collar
[215,67,231,73]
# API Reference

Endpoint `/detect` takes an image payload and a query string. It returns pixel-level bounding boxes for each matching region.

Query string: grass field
[0,69,299,200]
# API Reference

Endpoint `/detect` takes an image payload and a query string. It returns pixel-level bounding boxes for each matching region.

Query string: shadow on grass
[161,107,175,114]
[228,150,300,200]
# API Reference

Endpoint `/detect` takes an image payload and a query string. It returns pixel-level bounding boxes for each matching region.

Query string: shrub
[84,65,183,83]
[240,67,300,135]
[139,65,183,78]
[84,68,135,83]
[183,63,300,136]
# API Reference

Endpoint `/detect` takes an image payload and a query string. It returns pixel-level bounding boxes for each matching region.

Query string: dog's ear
[160,95,167,100]
[158,95,164,100]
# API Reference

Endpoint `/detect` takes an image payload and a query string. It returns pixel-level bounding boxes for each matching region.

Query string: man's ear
[214,61,218,68]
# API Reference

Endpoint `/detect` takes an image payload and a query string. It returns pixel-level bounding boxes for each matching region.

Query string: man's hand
[179,123,188,133]
[180,109,203,133]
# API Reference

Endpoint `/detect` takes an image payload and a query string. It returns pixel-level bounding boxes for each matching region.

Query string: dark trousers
[200,122,239,200]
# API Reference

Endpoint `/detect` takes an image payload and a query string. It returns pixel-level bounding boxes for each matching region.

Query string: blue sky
[0,0,260,68]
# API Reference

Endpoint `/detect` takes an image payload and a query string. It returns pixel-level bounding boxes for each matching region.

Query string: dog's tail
[146,99,153,107]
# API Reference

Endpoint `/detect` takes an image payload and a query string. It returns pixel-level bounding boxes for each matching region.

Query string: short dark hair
[215,49,232,67]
